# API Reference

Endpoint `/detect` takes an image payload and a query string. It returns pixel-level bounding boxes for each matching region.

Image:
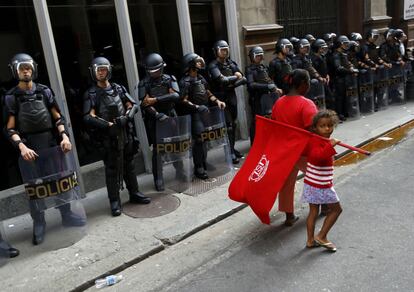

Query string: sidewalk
[1,102,414,292]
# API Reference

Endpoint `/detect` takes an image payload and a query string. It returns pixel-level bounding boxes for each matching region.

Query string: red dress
[271,95,318,213]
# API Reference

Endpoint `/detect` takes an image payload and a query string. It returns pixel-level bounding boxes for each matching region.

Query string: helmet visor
[282,44,293,53]
[16,61,34,72]
[217,47,229,58]
[194,56,205,69]
[253,52,264,62]
[94,64,111,80]
[16,61,34,81]
[320,45,328,55]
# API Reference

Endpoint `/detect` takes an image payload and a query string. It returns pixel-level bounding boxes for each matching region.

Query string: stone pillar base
[242,24,284,64]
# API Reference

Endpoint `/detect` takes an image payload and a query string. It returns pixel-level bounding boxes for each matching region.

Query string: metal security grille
[277,0,338,38]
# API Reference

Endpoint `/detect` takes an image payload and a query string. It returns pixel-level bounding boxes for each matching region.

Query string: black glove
[197,105,209,113]
[114,116,128,128]
[267,83,276,91]
[155,112,169,122]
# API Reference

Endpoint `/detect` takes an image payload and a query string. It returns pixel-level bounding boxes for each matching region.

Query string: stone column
[364,0,392,36]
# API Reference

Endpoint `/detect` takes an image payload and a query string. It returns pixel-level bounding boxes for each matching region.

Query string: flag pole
[337,142,371,156]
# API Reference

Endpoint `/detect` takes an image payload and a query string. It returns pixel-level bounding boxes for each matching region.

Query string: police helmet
[366,29,380,40]
[311,39,328,54]
[89,57,113,82]
[274,38,293,54]
[144,53,166,76]
[248,46,264,62]
[9,53,38,81]
[350,32,363,41]
[393,29,405,40]
[296,39,311,54]
[213,40,230,58]
[335,35,350,49]
[304,34,316,43]
[384,28,395,40]
[289,37,300,49]
[182,53,205,73]
[348,41,360,53]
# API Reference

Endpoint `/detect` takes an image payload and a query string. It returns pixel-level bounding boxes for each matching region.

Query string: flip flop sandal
[306,241,320,248]
[315,239,337,252]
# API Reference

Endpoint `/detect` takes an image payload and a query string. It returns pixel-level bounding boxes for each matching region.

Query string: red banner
[228,116,312,224]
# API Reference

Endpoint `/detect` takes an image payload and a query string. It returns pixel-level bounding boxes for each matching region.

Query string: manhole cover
[122,193,180,218]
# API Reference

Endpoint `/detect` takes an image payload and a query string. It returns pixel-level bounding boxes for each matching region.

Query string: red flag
[228,116,312,224]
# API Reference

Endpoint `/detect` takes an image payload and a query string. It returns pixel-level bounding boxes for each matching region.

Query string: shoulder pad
[5,86,18,95]
[208,60,219,70]
[35,83,49,91]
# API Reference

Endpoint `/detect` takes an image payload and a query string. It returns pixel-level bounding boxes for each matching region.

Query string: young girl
[302,109,342,252]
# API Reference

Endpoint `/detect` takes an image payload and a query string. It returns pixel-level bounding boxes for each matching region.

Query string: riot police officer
[246,46,282,143]
[291,38,324,82]
[304,34,316,47]
[179,53,226,179]
[4,53,86,245]
[83,57,150,217]
[269,38,294,94]
[138,53,181,191]
[311,39,333,109]
[208,40,246,164]
[331,36,359,119]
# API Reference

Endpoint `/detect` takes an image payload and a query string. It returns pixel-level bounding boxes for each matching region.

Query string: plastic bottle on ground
[95,275,123,289]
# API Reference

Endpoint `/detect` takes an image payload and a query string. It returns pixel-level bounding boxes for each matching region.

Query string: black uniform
[138,74,181,191]
[179,74,212,175]
[245,63,278,143]
[4,83,85,245]
[208,59,246,162]
[83,83,149,210]
[331,51,357,118]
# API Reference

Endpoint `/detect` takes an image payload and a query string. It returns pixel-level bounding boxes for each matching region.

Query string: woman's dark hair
[284,69,310,90]
[311,109,339,131]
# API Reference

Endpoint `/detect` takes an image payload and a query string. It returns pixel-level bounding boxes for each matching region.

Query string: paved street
[114,129,414,292]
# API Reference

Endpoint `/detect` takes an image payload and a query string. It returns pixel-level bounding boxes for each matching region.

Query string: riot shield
[260,92,279,118]
[306,79,326,109]
[388,63,405,104]
[358,69,375,114]
[345,75,360,119]
[2,147,87,251]
[185,106,234,196]
[0,228,8,266]
[374,65,389,110]
[155,115,192,193]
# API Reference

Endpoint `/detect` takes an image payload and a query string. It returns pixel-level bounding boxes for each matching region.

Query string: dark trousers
[102,139,139,202]
[223,95,238,155]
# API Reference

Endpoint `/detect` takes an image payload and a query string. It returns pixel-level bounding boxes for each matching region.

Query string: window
[47,0,128,165]
[190,0,228,64]
[128,0,182,78]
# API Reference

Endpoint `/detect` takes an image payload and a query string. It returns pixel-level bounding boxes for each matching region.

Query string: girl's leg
[306,204,320,246]
[316,202,342,242]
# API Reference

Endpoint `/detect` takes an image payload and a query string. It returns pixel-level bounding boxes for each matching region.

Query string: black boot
[231,154,240,165]
[234,150,244,159]
[129,191,151,204]
[154,179,165,192]
[59,204,87,227]
[110,200,122,217]
[194,167,209,180]
[0,240,19,258]
[32,212,46,245]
